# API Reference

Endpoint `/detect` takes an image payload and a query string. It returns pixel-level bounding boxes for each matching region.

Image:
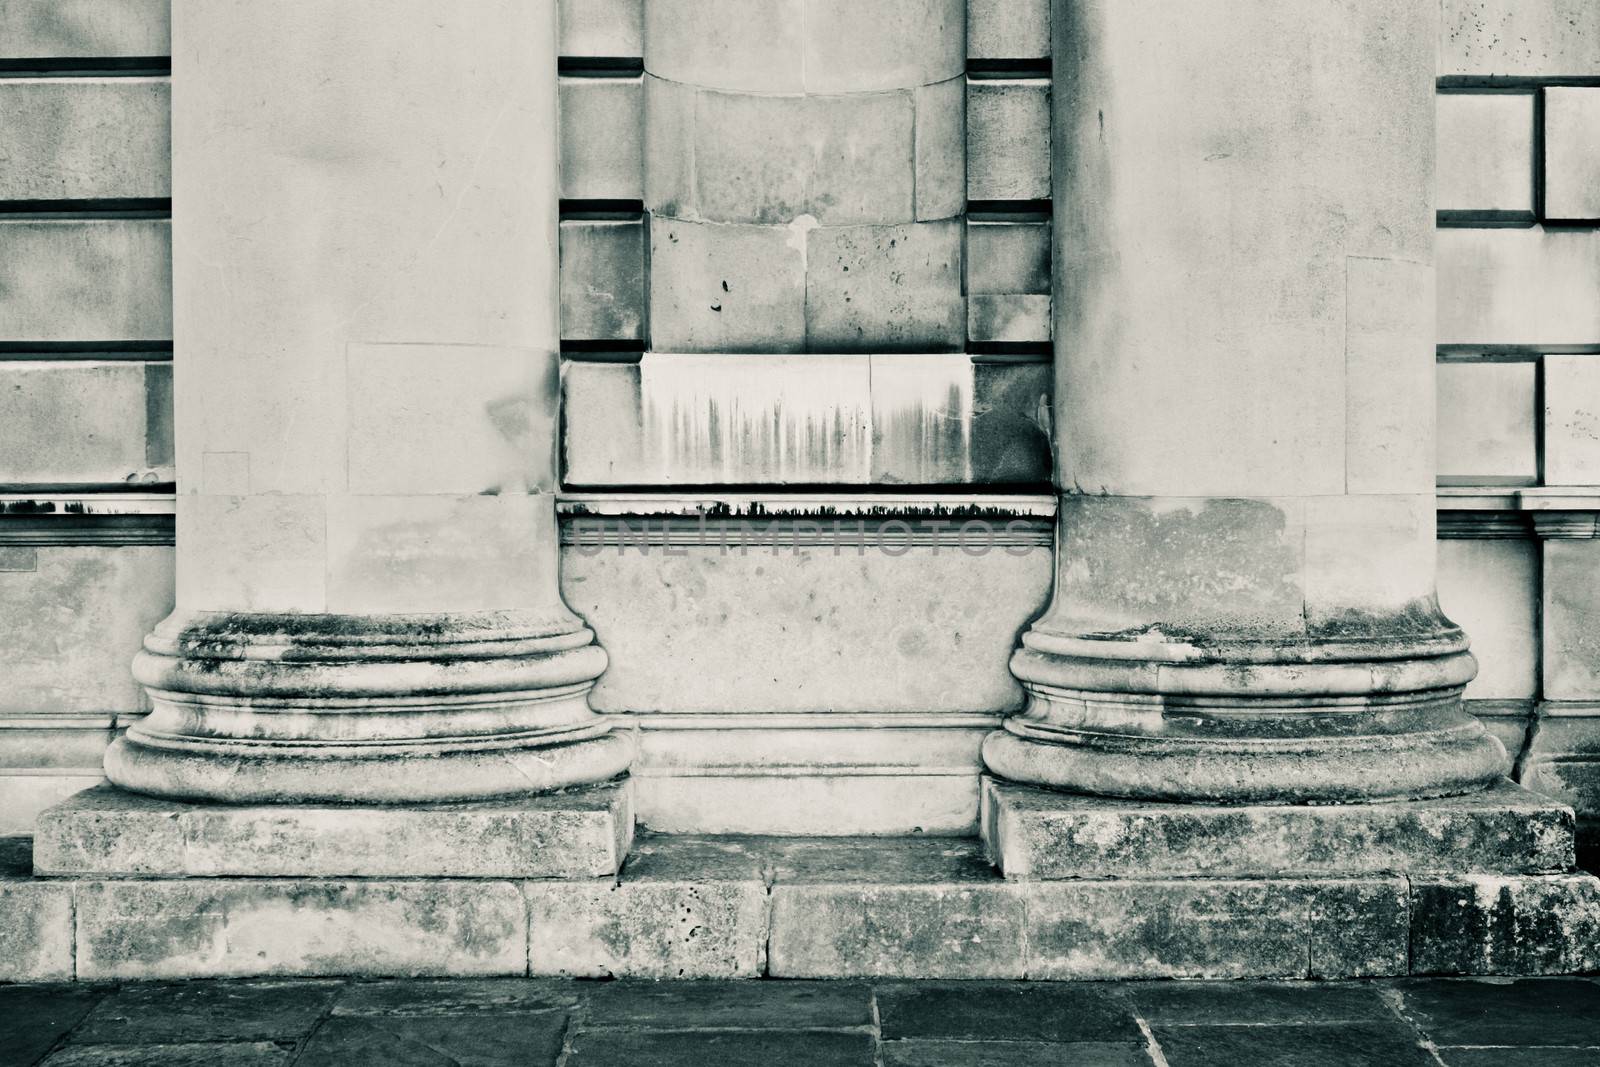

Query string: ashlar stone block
[0,220,171,342]
[802,0,964,93]
[0,0,171,58]
[0,361,167,484]
[982,777,1573,881]
[1544,539,1600,700]
[559,217,646,342]
[0,878,74,982]
[559,76,643,201]
[643,0,804,94]
[967,79,1050,202]
[0,78,170,201]
[648,217,805,352]
[968,0,1049,60]
[1436,361,1537,484]
[1438,539,1538,700]
[1545,355,1600,485]
[559,0,643,58]
[1438,228,1600,347]
[1436,92,1534,217]
[967,220,1050,295]
[34,780,633,878]
[1411,874,1600,975]
[1442,0,1600,79]
[1545,88,1600,221]
[805,220,964,351]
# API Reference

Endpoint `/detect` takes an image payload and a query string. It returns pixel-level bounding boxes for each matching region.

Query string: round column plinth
[105,611,634,804]
[985,634,1506,804]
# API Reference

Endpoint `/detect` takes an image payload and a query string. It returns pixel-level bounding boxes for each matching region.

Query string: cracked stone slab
[34,780,633,878]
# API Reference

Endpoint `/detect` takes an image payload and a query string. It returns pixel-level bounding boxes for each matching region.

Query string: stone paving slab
[5,977,1600,1067]
[983,776,1576,879]
[33,781,632,879]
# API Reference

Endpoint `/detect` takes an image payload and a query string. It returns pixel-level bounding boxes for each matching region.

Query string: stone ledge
[33,780,633,879]
[4,832,1600,982]
[981,776,1575,880]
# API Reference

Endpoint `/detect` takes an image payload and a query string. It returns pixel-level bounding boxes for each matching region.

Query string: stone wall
[2,0,1599,835]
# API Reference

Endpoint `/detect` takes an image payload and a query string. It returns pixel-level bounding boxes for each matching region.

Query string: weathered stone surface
[1439,229,1600,347]
[635,773,983,837]
[333,979,577,1016]
[559,76,642,201]
[35,781,632,878]
[1410,874,1600,975]
[1543,355,1600,485]
[0,546,171,716]
[1438,540,1538,701]
[967,80,1049,202]
[296,1013,567,1067]
[0,78,169,201]
[982,777,1573,879]
[969,294,1050,343]
[967,220,1050,295]
[72,981,340,1044]
[1152,1023,1435,1067]
[583,979,871,1029]
[0,984,105,1066]
[1442,0,1600,78]
[1436,361,1537,484]
[805,221,964,351]
[0,220,171,342]
[692,90,914,226]
[568,1029,875,1066]
[0,879,74,981]
[527,836,768,977]
[1310,880,1411,979]
[41,1042,294,1066]
[876,982,1140,1042]
[560,217,645,341]
[75,880,529,979]
[1543,540,1600,700]
[1436,92,1534,216]
[1026,880,1328,980]
[648,218,805,351]
[0,0,170,57]
[769,880,1025,979]
[0,362,168,484]
[967,0,1048,59]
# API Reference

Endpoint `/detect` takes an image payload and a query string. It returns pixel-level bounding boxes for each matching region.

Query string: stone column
[104,0,633,803]
[983,0,1506,802]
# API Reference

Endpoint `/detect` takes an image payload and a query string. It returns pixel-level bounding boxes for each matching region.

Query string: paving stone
[1438,1048,1600,1066]
[805,220,964,351]
[768,882,1025,979]
[1025,880,1315,980]
[72,981,340,1045]
[74,880,529,979]
[768,837,997,886]
[984,777,1573,878]
[1411,875,1600,975]
[582,979,871,1029]
[882,1040,1151,1067]
[332,979,578,1016]
[0,985,106,1067]
[1128,982,1390,1025]
[0,880,75,982]
[875,982,1140,1043]
[1151,1023,1434,1067]
[1396,977,1600,1046]
[566,1029,874,1066]
[295,1014,567,1067]
[35,781,631,878]
[41,1043,293,1067]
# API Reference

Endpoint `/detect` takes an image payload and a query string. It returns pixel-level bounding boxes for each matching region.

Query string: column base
[109,610,634,804]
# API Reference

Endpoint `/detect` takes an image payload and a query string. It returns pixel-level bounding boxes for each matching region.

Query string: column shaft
[984,0,1504,802]
[105,0,632,802]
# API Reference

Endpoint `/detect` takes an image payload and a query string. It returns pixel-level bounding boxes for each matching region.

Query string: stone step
[981,776,1575,880]
[4,832,1599,983]
[32,781,633,879]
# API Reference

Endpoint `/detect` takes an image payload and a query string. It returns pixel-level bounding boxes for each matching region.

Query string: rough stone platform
[32,781,633,879]
[5,828,1600,983]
